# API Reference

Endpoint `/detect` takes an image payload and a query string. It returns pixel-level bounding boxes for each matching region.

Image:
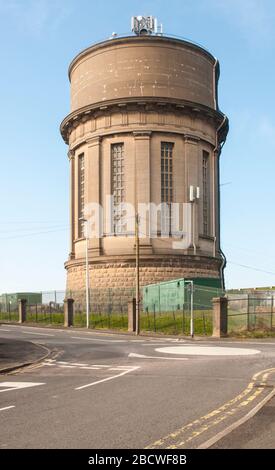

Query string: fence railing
[0,286,220,336]
[228,293,275,333]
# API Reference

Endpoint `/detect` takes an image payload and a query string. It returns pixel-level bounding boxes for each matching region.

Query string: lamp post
[79,217,90,329]
[135,212,140,335]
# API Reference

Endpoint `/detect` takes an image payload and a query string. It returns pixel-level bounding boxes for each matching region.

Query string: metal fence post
[153,303,156,332]
[247,294,250,330]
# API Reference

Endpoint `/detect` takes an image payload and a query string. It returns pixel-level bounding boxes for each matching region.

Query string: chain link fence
[228,292,275,333]
[140,284,223,335]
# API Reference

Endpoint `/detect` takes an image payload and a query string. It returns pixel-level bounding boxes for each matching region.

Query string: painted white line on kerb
[70,336,127,343]
[129,352,188,361]
[0,406,15,412]
[21,331,55,337]
[75,367,140,391]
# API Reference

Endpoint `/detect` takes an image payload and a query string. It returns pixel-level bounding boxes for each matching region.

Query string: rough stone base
[66,255,221,306]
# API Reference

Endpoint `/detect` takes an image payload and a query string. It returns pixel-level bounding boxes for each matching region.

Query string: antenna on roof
[131,16,160,36]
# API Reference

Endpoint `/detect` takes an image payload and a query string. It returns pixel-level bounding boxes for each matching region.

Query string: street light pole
[135,212,140,335]
[85,222,90,329]
[80,217,90,329]
[185,280,194,338]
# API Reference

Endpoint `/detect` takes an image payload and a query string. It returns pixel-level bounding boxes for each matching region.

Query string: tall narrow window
[161,142,173,234]
[202,150,210,236]
[78,153,85,238]
[111,143,125,234]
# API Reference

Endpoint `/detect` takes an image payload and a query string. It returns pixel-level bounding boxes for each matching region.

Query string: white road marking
[41,359,134,372]
[0,328,11,332]
[199,340,275,346]
[141,343,177,346]
[0,406,15,412]
[21,331,55,337]
[75,366,140,391]
[65,362,89,367]
[70,336,127,343]
[79,366,101,370]
[128,352,188,361]
[59,365,76,369]
[0,382,45,393]
[91,365,110,368]
[155,346,261,356]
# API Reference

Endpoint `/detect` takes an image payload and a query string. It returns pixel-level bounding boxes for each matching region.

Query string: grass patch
[140,310,212,335]
[0,312,19,322]
[0,309,213,335]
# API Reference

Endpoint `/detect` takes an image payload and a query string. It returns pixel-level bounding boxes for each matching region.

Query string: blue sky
[0,0,275,292]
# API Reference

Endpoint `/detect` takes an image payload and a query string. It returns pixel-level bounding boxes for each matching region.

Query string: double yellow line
[146,367,275,449]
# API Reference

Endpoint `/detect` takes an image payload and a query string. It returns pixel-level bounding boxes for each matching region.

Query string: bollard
[64,298,74,327]
[212,296,228,338]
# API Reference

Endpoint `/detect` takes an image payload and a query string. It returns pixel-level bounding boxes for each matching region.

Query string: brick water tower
[60,16,229,298]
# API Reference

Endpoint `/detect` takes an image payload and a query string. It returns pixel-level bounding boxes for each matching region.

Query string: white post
[80,217,90,329]
[135,213,140,335]
[185,280,194,338]
[190,280,194,338]
[85,222,90,329]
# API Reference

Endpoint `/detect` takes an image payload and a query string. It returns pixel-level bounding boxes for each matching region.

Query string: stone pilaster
[87,136,102,256]
[68,150,75,259]
[133,131,152,254]
[184,135,200,251]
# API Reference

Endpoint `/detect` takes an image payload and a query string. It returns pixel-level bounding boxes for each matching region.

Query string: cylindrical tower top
[68,35,219,113]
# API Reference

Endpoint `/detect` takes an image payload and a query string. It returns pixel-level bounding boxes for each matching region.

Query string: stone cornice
[60,97,228,145]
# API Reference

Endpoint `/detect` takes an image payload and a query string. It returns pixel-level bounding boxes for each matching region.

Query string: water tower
[60,16,229,299]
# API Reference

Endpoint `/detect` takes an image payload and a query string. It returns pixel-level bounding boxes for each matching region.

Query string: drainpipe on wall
[213,59,227,289]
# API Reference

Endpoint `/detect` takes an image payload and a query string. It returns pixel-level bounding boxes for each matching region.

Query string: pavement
[0,323,275,449]
[211,396,275,449]
[0,336,49,373]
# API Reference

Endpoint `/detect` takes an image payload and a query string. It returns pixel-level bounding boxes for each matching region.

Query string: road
[0,324,275,449]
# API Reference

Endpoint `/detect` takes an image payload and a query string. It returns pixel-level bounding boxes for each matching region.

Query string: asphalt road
[0,324,275,449]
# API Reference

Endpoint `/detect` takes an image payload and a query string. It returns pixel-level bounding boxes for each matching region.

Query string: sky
[0,0,275,292]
